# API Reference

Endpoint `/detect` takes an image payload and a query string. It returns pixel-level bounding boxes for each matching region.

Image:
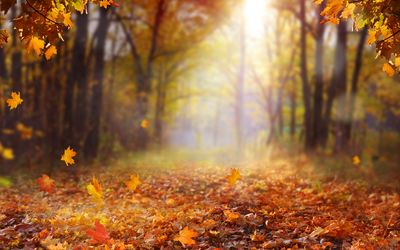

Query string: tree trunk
[311,3,326,149]
[299,0,312,150]
[62,13,88,149]
[84,8,110,159]
[344,27,367,147]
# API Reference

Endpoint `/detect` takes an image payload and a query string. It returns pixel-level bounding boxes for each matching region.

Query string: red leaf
[86,220,110,244]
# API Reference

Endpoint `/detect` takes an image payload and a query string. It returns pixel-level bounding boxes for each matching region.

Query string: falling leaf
[27,36,45,56]
[2,148,14,160]
[124,174,141,191]
[16,123,33,140]
[226,168,241,185]
[86,220,110,244]
[174,226,198,247]
[6,92,23,110]
[352,155,361,166]
[383,63,395,77]
[87,176,103,203]
[36,174,56,194]
[140,119,150,129]
[223,210,240,222]
[45,45,57,60]
[61,146,77,166]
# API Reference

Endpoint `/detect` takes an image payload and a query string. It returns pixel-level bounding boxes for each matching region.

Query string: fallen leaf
[224,210,240,222]
[174,226,198,246]
[36,174,56,194]
[87,176,103,203]
[124,174,141,191]
[226,168,241,185]
[86,220,110,244]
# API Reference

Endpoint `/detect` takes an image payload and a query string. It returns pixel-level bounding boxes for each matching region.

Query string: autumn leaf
[6,92,23,110]
[45,45,57,60]
[226,168,241,185]
[367,30,377,45]
[27,36,45,56]
[36,174,56,194]
[383,63,395,77]
[223,210,240,222]
[174,226,198,247]
[352,155,361,166]
[16,123,33,140]
[140,119,150,129]
[124,174,141,191]
[61,146,77,166]
[86,220,110,244]
[0,29,8,48]
[100,0,112,8]
[87,176,103,203]
[341,3,355,19]
[62,12,73,28]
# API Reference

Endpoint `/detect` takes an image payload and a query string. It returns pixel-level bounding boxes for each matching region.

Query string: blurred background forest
[0,0,399,186]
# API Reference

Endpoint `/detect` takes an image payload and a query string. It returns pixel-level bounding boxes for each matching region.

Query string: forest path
[0,158,399,249]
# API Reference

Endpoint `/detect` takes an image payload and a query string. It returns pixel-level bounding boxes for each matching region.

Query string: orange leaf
[45,45,57,60]
[36,174,55,194]
[26,36,44,56]
[86,220,110,244]
[174,226,198,246]
[226,168,241,185]
[6,92,23,110]
[223,210,240,222]
[61,146,77,166]
[383,63,395,77]
[124,174,141,191]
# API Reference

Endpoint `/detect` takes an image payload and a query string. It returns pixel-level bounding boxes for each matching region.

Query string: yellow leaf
[352,155,361,166]
[226,168,241,185]
[124,174,141,191]
[223,210,240,222]
[27,36,44,56]
[174,227,198,246]
[100,0,112,8]
[45,45,57,60]
[87,177,103,203]
[341,3,355,19]
[61,146,77,166]
[6,92,23,110]
[2,148,14,160]
[394,57,400,68]
[383,63,395,77]
[62,12,73,28]
[367,30,377,45]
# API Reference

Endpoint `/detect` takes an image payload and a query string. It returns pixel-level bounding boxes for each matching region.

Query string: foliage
[0,0,117,56]
[317,0,400,75]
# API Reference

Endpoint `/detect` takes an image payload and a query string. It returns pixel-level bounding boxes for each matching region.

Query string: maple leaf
[87,176,103,203]
[223,210,240,222]
[341,3,355,19]
[36,174,56,194]
[45,45,57,60]
[61,146,77,166]
[86,220,110,244]
[6,92,23,110]
[27,36,45,56]
[99,0,112,8]
[226,168,241,185]
[174,226,198,247]
[383,63,395,77]
[62,12,73,28]
[124,174,141,191]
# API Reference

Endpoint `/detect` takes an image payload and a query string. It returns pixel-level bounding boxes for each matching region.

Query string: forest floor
[0,153,399,249]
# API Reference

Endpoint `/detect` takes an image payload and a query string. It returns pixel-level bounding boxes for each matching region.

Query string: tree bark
[84,8,110,159]
[299,0,312,150]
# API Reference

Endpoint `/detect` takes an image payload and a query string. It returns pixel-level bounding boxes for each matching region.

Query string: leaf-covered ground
[0,158,399,249]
